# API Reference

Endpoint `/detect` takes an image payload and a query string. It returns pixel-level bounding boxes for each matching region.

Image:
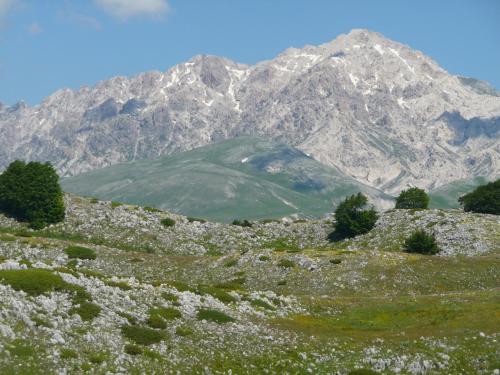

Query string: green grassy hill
[429,177,489,208]
[62,137,392,222]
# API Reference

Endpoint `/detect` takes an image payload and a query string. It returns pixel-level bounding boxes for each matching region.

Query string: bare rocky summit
[1,29,499,193]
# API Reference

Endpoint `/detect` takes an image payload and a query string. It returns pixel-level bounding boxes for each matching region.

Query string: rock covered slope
[0,195,499,373]
[1,29,499,193]
[61,137,393,222]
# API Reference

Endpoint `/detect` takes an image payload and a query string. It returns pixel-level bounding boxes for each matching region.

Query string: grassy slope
[62,137,391,222]
[428,177,489,209]
[0,195,499,373]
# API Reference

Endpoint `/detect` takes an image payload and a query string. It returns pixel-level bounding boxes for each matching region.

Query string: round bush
[403,229,440,255]
[458,179,499,215]
[0,161,65,228]
[395,187,429,209]
[329,193,378,241]
[161,218,176,227]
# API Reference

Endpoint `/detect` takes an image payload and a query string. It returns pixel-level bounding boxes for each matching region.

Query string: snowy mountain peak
[0,30,499,194]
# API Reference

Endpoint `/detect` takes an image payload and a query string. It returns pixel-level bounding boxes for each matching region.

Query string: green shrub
[329,258,342,264]
[403,229,440,255]
[232,219,252,227]
[395,187,429,209]
[161,218,176,227]
[278,259,295,268]
[64,246,96,260]
[70,302,101,321]
[258,255,270,261]
[277,280,287,286]
[458,179,499,215]
[121,325,166,346]
[329,193,378,241]
[197,309,235,324]
[0,160,65,228]
[124,344,143,356]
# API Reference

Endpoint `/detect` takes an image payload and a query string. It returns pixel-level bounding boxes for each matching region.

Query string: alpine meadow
[0,1,499,374]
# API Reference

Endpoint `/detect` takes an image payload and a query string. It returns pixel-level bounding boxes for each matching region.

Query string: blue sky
[1,0,499,105]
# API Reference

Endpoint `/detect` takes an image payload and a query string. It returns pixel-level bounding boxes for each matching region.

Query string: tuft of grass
[105,280,132,290]
[60,349,78,359]
[223,258,238,267]
[278,259,295,268]
[175,326,194,337]
[111,201,123,209]
[329,258,342,264]
[7,340,37,357]
[0,234,16,242]
[161,218,176,227]
[0,269,82,296]
[121,325,166,346]
[88,352,106,364]
[258,255,270,261]
[197,308,235,324]
[64,246,96,260]
[144,206,161,213]
[147,314,167,329]
[150,307,182,320]
[70,302,101,321]
[214,277,246,291]
[124,344,143,356]
[250,299,275,310]
[161,292,179,303]
[117,311,137,325]
[197,285,237,303]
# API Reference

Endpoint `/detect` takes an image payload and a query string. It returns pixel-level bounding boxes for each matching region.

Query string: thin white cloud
[94,0,169,20]
[27,21,42,34]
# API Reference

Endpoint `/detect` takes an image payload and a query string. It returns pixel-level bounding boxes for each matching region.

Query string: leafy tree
[329,193,378,241]
[458,179,499,215]
[395,187,429,209]
[403,229,440,255]
[0,161,65,228]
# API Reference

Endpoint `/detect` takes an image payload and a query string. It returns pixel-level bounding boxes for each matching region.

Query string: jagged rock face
[0,29,499,193]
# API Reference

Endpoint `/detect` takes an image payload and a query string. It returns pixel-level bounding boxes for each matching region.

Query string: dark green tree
[395,187,429,209]
[458,179,499,215]
[329,193,378,241]
[403,229,440,255]
[0,161,65,228]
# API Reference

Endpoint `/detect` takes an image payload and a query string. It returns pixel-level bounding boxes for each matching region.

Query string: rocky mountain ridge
[1,29,499,193]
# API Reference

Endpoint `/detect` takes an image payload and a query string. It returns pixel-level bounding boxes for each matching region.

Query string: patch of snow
[374,44,385,55]
[241,157,249,163]
[389,48,415,74]
[349,73,359,87]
